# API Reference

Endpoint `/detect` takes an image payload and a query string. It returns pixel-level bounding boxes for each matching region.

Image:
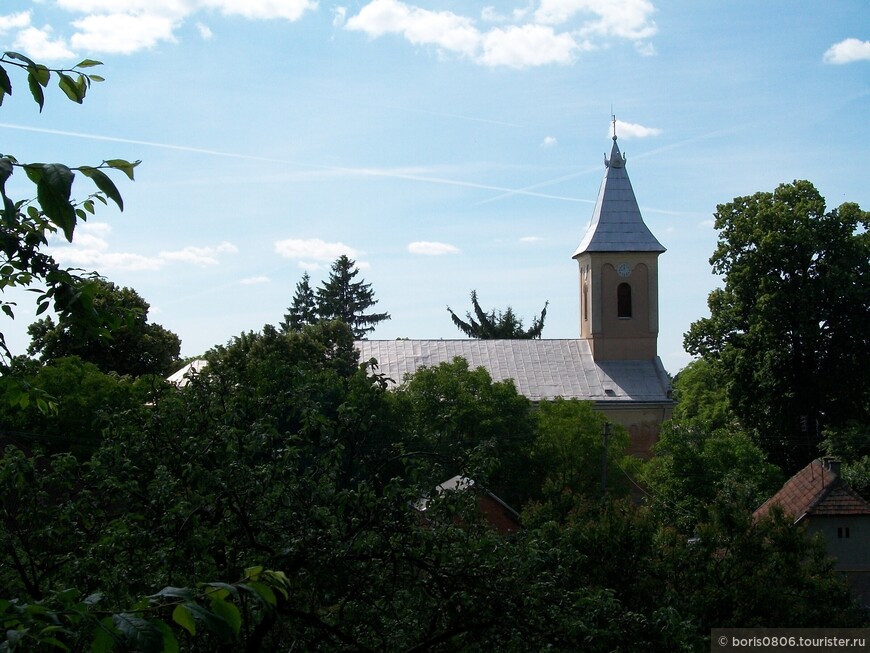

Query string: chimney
[824,458,841,476]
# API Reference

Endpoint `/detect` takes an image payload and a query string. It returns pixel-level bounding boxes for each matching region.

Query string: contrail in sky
[0,122,582,202]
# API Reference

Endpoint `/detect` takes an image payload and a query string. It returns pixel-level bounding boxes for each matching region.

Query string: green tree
[0,52,138,370]
[821,421,870,500]
[684,180,870,471]
[315,255,390,338]
[642,420,783,532]
[671,358,735,430]
[280,271,317,332]
[1,320,863,651]
[530,398,633,512]
[0,356,147,456]
[26,279,181,376]
[389,357,535,507]
[447,290,548,339]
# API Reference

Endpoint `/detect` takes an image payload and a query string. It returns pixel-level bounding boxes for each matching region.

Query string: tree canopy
[1,320,862,651]
[26,279,181,377]
[683,180,870,471]
[447,290,548,339]
[283,256,390,339]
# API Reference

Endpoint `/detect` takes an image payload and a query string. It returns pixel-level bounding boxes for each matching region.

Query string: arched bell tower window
[617,282,632,318]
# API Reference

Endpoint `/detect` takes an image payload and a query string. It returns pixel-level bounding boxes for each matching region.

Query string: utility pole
[600,422,611,499]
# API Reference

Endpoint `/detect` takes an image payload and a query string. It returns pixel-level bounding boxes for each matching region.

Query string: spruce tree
[281,272,317,332]
[447,290,548,339]
[316,255,390,339]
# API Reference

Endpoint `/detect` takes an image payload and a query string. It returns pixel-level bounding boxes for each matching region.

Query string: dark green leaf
[171,604,196,636]
[112,614,163,653]
[5,51,36,67]
[239,581,276,607]
[208,596,241,635]
[153,621,179,653]
[179,602,232,639]
[0,158,14,184]
[28,72,45,111]
[0,65,11,95]
[150,587,195,601]
[38,636,70,651]
[31,163,76,241]
[79,167,123,210]
[31,64,50,87]
[203,582,238,597]
[103,159,140,181]
[58,73,84,103]
[91,617,118,653]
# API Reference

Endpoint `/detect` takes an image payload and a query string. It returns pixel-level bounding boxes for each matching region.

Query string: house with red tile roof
[754,458,870,607]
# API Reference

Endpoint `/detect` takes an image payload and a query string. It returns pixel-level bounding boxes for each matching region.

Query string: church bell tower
[573,122,666,361]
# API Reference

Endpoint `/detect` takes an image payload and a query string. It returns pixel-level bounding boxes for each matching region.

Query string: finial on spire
[611,111,617,141]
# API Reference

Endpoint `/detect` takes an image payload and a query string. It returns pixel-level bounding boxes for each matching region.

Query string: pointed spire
[573,126,665,256]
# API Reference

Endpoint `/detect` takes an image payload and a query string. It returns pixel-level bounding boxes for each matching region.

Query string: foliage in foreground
[0,52,139,369]
[1,321,863,652]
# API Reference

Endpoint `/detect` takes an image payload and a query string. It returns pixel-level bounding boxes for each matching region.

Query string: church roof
[754,459,870,524]
[356,339,672,404]
[573,137,666,256]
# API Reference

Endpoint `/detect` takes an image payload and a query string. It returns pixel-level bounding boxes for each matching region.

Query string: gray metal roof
[573,138,666,256]
[356,339,672,403]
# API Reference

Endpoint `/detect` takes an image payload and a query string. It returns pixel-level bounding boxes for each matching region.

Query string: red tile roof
[754,459,870,523]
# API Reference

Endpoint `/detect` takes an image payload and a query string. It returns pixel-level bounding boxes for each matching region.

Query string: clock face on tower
[617,262,632,278]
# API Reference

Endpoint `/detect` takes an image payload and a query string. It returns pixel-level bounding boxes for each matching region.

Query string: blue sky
[1,0,868,374]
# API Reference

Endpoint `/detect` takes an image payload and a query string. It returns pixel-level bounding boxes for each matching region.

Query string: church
[357,128,673,458]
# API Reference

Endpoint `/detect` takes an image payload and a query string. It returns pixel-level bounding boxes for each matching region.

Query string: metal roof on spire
[573,127,666,257]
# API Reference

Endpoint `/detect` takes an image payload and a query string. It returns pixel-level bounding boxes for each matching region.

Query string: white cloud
[613,119,661,139]
[47,223,239,272]
[56,0,316,21]
[57,1,186,12]
[18,1,314,57]
[196,22,213,39]
[823,38,870,64]
[0,11,32,32]
[49,223,166,270]
[240,275,271,285]
[346,0,480,59]
[159,242,238,266]
[274,238,359,261]
[332,6,347,28]
[481,6,530,23]
[203,0,317,22]
[635,40,655,56]
[536,0,657,41]
[407,241,460,255]
[70,13,179,53]
[541,136,557,147]
[480,24,579,68]
[13,27,75,60]
[347,0,653,68]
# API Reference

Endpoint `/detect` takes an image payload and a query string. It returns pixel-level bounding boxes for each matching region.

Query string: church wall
[594,401,673,460]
